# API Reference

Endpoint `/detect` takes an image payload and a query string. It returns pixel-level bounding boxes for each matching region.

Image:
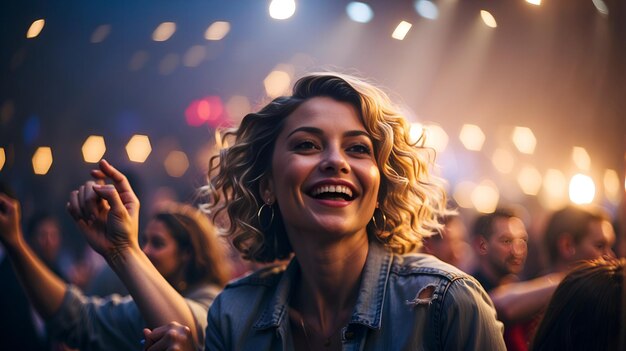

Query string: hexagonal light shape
[164,150,190,177]
[471,179,499,213]
[512,126,536,154]
[32,146,53,175]
[572,146,591,171]
[517,165,542,195]
[82,135,106,163]
[0,147,5,171]
[126,134,152,163]
[459,124,485,151]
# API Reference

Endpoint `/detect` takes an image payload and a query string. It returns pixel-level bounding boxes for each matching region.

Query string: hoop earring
[372,207,387,233]
[257,202,275,231]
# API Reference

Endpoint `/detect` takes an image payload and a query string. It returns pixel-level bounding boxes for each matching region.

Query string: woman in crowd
[531,258,624,351]
[194,72,506,350]
[0,188,229,351]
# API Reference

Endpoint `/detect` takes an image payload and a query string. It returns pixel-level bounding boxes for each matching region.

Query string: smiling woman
[193,72,507,351]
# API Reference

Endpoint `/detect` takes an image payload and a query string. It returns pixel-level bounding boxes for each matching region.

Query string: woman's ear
[259,176,275,204]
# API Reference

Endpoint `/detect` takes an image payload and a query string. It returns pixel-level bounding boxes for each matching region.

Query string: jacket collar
[253,241,393,331]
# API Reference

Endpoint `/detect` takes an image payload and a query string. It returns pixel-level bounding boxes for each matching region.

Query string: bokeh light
[32,147,53,175]
[603,169,621,205]
[459,124,485,151]
[205,21,231,40]
[225,95,251,123]
[346,2,374,23]
[526,0,541,5]
[492,148,514,174]
[592,0,609,15]
[415,0,439,20]
[512,126,536,154]
[453,181,476,209]
[152,22,176,42]
[540,169,568,210]
[90,24,111,43]
[517,165,542,195]
[0,148,5,171]
[569,173,595,204]
[471,180,500,213]
[81,135,106,163]
[164,150,189,177]
[264,70,292,98]
[572,146,591,170]
[27,19,45,38]
[126,135,152,163]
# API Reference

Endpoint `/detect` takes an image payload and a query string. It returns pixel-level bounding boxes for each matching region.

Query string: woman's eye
[347,144,371,154]
[294,140,319,151]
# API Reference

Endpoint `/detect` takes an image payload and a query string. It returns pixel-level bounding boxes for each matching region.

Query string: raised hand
[0,193,22,248]
[142,322,196,351]
[67,159,140,261]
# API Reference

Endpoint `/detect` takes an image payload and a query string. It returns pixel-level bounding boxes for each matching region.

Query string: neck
[290,231,369,336]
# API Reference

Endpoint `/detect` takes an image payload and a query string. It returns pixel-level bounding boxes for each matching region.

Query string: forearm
[106,246,199,343]
[3,237,68,319]
[490,273,562,322]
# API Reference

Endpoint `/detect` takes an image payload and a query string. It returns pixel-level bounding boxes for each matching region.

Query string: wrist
[104,244,142,268]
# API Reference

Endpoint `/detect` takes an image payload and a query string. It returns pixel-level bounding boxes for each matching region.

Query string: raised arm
[66,159,200,344]
[0,193,67,319]
[489,272,564,323]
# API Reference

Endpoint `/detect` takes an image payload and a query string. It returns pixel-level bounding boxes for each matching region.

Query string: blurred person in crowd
[530,258,624,351]
[422,214,474,272]
[469,208,531,351]
[0,180,230,351]
[490,205,616,351]
[470,208,529,292]
[0,183,53,351]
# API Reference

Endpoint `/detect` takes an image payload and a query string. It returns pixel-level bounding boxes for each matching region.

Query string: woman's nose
[320,147,350,174]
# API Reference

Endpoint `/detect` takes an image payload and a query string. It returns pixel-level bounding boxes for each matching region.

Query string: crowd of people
[0,72,623,351]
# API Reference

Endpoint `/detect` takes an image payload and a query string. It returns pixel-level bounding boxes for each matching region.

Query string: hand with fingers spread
[67,159,140,261]
[0,192,22,248]
[143,322,196,351]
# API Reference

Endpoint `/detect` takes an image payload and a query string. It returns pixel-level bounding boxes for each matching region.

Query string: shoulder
[390,252,472,282]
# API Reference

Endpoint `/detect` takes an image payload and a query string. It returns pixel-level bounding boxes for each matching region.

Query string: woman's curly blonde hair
[201,73,450,263]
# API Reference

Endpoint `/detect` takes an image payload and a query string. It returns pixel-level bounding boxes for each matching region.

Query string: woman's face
[142,219,187,283]
[264,96,380,242]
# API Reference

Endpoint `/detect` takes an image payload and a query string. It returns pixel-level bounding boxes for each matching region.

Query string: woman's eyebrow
[287,127,371,139]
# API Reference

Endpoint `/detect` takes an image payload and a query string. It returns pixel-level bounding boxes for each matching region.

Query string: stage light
[480,10,497,28]
[526,0,541,5]
[540,169,568,210]
[453,181,476,209]
[27,19,45,39]
[392,21,412,40]
[346,2,374,23]
[269,0,296,20]
[32,147,53,175]
[183,45,206,67]
[592,0,609,15]
[129,51,149,71]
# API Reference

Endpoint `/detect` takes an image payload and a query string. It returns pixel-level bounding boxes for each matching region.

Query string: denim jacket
[206,242,506,351]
